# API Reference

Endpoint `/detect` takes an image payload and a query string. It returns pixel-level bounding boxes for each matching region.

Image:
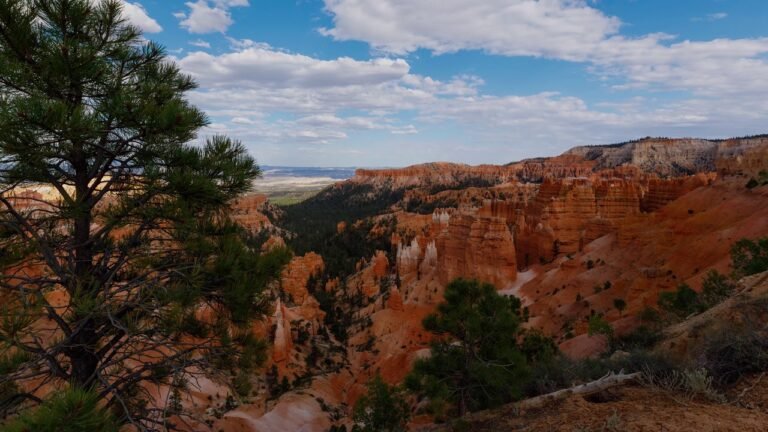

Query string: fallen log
[516,371,641,411]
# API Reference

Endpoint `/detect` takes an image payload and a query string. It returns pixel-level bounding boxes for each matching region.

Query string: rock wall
[435,214,517,288]
[716,137,768,176]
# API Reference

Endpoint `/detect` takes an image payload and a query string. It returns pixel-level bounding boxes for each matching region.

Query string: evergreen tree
[613,298,627,316]
[2,388,118,432]
[0,0,288,427]
[352,373,410,432]
[730,237,768,278]
[405,279,528,417]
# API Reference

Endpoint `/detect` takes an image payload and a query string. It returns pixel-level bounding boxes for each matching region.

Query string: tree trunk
[516,372,640,411]
[69,149,98,388]
[68,321,100,388]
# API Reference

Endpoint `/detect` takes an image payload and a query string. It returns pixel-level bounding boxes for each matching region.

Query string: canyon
[206,136,768,431]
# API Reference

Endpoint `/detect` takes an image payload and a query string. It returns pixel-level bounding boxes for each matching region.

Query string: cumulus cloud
[178,46,410,88]
[177,0,248,34]
[321,0,620,59]
[177,37,768,164]
[594,37,768,97]
[121,1,162,32]
[320,0,768,98]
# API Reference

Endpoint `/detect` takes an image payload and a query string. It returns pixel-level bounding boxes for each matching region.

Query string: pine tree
[405,279,528,417]
[0,0,288,427]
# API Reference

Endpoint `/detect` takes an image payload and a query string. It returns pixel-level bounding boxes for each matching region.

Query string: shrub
[699,270,736,309]
[699,323,768,387]
[587,315,613,340]
[639,367,725,403]
[746,171,768,189]
[352,374,410,432]
[612,325,662,351]
[233,371,253,397]
[520,331,558,364]
[658,283,699,319]
[730,237,768,278]
[613,298,627,316]
[603,409,623,431]
[640,306,661,325]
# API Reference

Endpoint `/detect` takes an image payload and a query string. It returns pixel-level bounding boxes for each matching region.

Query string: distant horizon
[257,132,768,169]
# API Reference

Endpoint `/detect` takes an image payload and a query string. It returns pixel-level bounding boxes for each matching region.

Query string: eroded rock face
[435,214,517,288]
[520,180,768,358]
[231,194,273,233]
[390,209,519,306]
[271,298,292,364]
[281,253,324,305]
[716,137,768,176]
[353,162,517,189]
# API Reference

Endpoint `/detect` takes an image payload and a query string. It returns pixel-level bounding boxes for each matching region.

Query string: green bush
[352,374,410,432]
[612,325,663,351]
[587,315,613,339]
[730,237,768,278]
[640,306,661,324]
[699,270,736,309]
[520,330,558,364]
[746,170,768,189]
[658,283,700,319]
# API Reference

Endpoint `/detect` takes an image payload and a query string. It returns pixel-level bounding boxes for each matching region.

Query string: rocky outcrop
[271,298,292,363]
[567,138,718,176]
[353,162,516,189]
[641,173,714,211]
[716,137,768,176]
[393,209,518,304]
[281,253,324,305]
[435,214,517,288]
[231,194,273,233]
[348,251,390,299]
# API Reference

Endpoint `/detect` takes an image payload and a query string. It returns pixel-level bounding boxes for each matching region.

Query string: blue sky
[120,0,768,166]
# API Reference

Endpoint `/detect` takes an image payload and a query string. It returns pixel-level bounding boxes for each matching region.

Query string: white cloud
[189,39,211,48]
[178,46,410,88]
[391,125,418,135]
[177,0,248,34]
[177,39,768,164]
[320,0,768,98]
[592,37,768,97]
[122,1,162,32]
[321,0,619,59]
